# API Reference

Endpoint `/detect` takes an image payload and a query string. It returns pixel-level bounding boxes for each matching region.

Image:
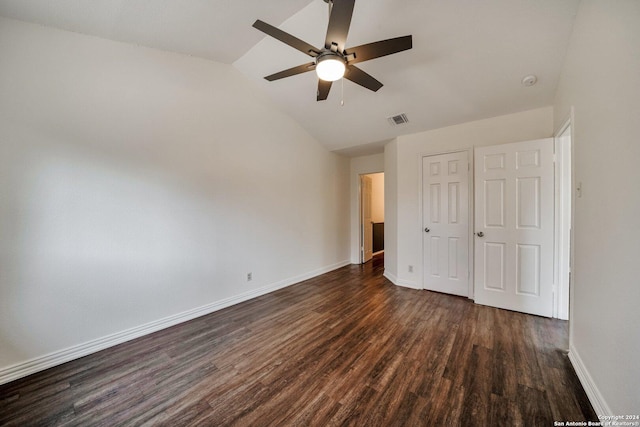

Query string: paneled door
[422,151,470,297]
[474,139,554,317]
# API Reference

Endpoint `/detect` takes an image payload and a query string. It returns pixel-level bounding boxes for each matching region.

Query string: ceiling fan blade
[345,35,413,65]
[325,0,355,52]
[253,20,320,57]
[265,62,316,81]
[317,79,333,101]
[344,65,383,92]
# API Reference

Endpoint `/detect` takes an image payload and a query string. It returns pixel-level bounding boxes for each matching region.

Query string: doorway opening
[360,173,384,264]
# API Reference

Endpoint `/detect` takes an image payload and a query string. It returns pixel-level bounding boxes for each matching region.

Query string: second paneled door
[474,139,554,317]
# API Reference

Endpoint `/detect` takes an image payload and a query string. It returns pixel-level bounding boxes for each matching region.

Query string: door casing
[554,117,573,320]
[360,174,373,263]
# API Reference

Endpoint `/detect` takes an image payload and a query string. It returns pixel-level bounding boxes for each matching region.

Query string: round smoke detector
[521,75,538,87]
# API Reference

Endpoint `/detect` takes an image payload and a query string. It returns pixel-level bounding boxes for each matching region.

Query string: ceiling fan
[252,0,413,101]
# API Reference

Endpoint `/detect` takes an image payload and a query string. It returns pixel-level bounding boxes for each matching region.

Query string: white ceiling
[0,0,580,154]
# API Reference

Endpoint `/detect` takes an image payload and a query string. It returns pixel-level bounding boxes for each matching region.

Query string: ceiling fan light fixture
[316,53,346,82]
[252,0,413,101]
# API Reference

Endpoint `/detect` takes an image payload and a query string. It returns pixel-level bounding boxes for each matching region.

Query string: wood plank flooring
[0,254,597,426]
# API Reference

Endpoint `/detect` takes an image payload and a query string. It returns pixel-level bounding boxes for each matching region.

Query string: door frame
[418,148,474,298]
[360,174,372,263]
[554,115,574,320]
[358,172,384,264]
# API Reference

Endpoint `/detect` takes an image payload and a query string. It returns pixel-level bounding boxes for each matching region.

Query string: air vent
[387,113,409,126]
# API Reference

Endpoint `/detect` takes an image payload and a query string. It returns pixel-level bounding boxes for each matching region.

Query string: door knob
[476,231,484,237]
[424,227,430,233]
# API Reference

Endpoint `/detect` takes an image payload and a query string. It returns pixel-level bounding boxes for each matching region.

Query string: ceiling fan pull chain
[341,77,345,106]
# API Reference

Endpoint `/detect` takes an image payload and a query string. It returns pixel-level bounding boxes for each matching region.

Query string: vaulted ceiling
[0,0,580,154]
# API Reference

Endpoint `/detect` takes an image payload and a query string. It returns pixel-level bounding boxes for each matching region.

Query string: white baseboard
[395,279,421,290]
[383,270,421,290]
[383,270,398,284]
[0,259,350,385]
[568,344,611,416]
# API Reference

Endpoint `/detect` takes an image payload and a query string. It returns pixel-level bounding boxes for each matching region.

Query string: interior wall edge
[382,271,398,286]
[383,271,420,290]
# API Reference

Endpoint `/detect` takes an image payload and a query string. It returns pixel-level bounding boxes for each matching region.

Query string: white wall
[349,153,384,263]
[0,17,350,381]
[553,0,640,414]
[369,173,384,224]
[385,107,553,288]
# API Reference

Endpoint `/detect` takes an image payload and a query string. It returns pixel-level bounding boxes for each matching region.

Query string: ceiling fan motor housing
[316,51,347,81]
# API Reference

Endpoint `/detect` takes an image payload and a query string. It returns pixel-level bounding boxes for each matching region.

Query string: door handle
[424,227,430,233]
[476,232,484,237]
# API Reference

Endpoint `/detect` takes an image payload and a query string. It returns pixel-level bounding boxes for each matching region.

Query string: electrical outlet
[408,265,413,273]
[247,272,252,281]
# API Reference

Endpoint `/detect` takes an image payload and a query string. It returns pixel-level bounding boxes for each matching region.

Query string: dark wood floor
[0,254,596,426]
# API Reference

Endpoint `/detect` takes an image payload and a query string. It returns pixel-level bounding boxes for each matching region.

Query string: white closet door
[474,139,554,317]
[422,151,469,297]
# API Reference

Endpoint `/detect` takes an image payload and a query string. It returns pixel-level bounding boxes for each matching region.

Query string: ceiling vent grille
[387,113,409,126]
